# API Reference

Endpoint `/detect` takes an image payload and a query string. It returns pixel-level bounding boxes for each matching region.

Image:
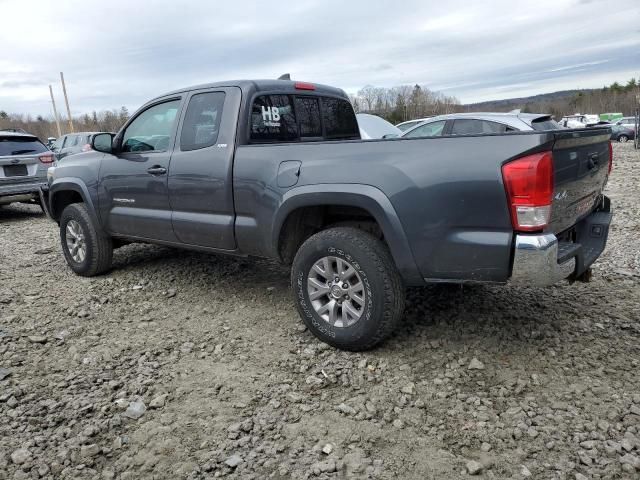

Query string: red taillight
[294,81,315,91]
[502,151,554,232]
[38,153,54,164]
[608,141,613,175]
[82,143,92,152]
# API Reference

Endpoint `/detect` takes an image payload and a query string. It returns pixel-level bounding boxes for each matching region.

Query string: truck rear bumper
[510,234,576,286]
[510,197,612,287]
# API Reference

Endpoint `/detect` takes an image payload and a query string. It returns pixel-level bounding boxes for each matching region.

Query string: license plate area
[4,165,28,177]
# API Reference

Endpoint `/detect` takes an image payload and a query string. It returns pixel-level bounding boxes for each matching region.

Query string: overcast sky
[1,0,639,116]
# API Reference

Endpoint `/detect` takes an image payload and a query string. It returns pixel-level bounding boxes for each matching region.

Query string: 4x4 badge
[555,191,567,201]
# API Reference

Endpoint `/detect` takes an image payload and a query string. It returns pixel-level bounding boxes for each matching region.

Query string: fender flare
[272,183,423,285]
[49,178,100,226]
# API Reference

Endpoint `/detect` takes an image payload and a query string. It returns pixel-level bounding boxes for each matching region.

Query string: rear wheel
[60,203,112,276]
[291,227,405,351]
[618,135,629,143]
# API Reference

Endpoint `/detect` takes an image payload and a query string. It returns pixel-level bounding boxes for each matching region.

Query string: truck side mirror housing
[92,133,114,153]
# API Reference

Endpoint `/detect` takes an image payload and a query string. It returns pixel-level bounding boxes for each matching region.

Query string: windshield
[396,121,421,132]
[357,114,402,139]
[0,136,48,156]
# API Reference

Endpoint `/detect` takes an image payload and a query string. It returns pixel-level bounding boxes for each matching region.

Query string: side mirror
[92,133,114,153]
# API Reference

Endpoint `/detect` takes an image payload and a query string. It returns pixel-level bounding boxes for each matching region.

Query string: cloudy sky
[1,0,639,116]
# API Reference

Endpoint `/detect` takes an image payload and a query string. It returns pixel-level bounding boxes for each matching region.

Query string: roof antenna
[278,73,291,80]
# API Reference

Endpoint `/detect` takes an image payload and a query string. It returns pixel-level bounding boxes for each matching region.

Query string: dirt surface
[1,144,639,480]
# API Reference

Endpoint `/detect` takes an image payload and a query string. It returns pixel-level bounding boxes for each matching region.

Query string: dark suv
[0,131,53,208]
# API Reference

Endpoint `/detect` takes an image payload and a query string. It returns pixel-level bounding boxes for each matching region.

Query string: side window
[481,121,508,134]
[450,119,485,135]
[68,135,79,147]
[404,121,446,138]
[180,92,225,151]
[294,96,322,139]
[322,97,359,139]
[122,100,180,153]
[250,95,298,143]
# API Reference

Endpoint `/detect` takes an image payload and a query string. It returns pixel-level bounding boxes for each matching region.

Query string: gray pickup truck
[42,79,613,350]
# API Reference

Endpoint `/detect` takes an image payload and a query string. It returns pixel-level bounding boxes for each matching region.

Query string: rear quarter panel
[234,132,553,284]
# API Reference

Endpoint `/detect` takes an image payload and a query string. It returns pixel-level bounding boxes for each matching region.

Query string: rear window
[0,136,48,156]
[250,94,359,143]
[294,96,322,138]
[531,117,561,131]
[250,95,298,142]
[322,97,359,139]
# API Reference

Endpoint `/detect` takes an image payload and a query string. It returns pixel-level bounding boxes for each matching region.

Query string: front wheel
[291,227,405,351]
[618,135,629,143]
[60,203,113,276]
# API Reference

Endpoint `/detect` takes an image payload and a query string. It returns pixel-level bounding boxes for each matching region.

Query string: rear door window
[404,121,446,138]
[294,96,322,139]
[250,95,298,142]
[322,97,359,139]
[180,92,225,151]
[0,136,48,156]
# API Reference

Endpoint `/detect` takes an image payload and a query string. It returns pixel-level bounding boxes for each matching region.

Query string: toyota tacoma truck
[42,79,613,351]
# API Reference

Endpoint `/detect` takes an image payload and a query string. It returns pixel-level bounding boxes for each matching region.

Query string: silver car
[0,131,53,209]
[401,112,561,138]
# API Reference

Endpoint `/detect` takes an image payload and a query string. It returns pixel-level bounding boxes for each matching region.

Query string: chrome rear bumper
[510,202,612,287]
[510,234,576,286]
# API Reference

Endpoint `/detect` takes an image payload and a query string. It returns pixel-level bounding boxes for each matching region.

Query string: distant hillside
[464,89,598,112]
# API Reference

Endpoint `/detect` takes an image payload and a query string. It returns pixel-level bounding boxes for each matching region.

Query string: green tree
[625,78,637,92]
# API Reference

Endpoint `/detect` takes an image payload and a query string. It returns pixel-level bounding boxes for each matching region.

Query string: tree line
[467,78,640,119]
[1,79,638,141]
[0,107,130,141]
[350,84,461,124]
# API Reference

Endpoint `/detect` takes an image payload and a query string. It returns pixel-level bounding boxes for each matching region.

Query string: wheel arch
[49,178,99,226]
[273,184,423,285]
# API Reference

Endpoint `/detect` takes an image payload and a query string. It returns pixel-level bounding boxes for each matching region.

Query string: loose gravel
[1,144,639,479]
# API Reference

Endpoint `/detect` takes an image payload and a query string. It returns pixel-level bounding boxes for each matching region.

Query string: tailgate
[0,154,43,185]
[547,128,611,234]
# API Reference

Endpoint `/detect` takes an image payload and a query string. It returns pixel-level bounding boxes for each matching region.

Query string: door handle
[147,166,167,175]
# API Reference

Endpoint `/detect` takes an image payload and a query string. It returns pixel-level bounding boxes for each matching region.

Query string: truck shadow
[109,243,592,354]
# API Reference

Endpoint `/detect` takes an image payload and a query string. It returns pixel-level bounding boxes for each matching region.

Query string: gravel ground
[1,143,639,480]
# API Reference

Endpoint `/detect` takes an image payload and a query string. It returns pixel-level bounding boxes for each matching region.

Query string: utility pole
[49,85,62,137]
[60,72,74,133]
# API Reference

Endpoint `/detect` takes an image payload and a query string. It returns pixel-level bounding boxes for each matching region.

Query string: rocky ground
[1,143,639,480]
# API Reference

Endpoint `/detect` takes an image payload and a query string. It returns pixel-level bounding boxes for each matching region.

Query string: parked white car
[558,114,600,128]
[400,112,561,138]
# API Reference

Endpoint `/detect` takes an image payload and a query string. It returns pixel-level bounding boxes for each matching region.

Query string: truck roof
[159,79,348,102]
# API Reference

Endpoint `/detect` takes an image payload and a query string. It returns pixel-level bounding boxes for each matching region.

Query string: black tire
[291,227,405,351]
[618,135,628,143]
[60,203,113,276]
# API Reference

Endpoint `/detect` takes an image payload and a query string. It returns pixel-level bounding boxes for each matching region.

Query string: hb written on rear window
[0,136,48,156]
[249,94,359,143]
